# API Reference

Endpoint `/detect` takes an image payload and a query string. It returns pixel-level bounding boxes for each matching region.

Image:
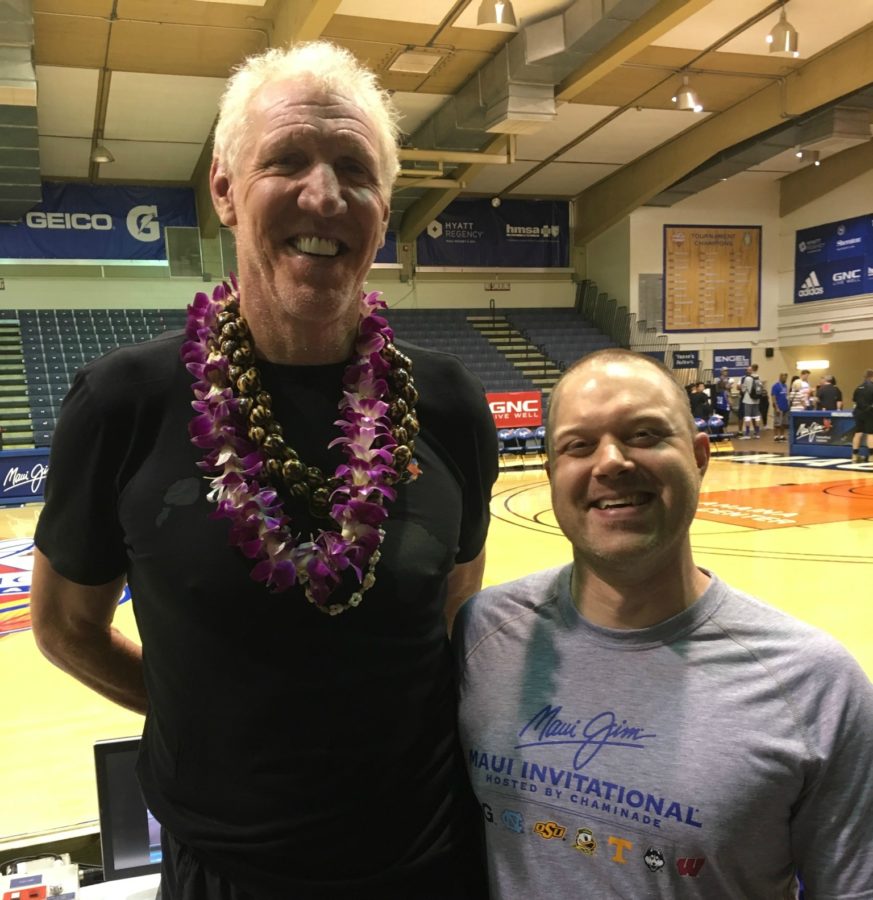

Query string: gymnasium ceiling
[4,0,873,250]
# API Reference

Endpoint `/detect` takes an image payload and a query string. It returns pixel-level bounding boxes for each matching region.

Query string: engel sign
[487,391,542,428]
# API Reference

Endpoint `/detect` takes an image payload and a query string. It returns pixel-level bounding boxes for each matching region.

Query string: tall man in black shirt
[29,41,496,900]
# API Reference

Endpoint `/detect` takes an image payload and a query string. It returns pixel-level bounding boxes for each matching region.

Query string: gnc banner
[487,391,543,428]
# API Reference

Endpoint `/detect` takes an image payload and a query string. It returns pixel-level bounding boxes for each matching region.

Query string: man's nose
[592,439,632,477]
[298,163,346,217]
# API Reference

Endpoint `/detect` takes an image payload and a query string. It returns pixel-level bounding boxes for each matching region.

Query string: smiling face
[546,356,709,586]
[210,78,390,360]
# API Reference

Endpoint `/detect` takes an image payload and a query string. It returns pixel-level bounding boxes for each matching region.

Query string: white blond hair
[213,41,401,200]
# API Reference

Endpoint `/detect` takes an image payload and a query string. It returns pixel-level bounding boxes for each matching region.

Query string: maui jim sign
[487,391,543,428]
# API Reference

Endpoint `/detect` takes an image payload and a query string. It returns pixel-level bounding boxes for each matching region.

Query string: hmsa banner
[487,391,543,428]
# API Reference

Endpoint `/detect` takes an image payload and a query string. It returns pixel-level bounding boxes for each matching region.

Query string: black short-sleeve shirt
[35,329,498,898]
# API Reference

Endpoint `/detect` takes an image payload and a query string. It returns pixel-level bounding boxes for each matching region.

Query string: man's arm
[30,548,147,714]
[444,548,486,635]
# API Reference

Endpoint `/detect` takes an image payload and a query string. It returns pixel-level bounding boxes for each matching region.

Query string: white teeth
[595,495,645,509]
[292,236,339,257]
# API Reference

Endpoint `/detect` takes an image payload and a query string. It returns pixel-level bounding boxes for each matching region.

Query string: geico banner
[487,391,543,428]
[0,182,197,260]
[417,197,569,268]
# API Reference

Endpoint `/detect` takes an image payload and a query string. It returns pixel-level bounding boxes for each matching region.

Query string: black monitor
[94,736,162,881]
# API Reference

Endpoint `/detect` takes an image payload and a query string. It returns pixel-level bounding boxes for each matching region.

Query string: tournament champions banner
[794,213,873,302]
[417,198,569,268]
[0,182,198,261]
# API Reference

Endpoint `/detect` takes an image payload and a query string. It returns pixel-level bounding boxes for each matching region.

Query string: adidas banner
[794,214,873,302]
[0,182,197,261]
[416,198,570,268]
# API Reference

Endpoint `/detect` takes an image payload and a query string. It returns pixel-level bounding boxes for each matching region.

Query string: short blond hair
[214,41,401,200]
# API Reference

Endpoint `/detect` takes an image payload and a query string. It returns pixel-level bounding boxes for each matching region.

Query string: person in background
[757,375,769,428]
[455,349,873,900]
[29,41,496,900]
[713,369,731,428]
[771,372,790,442]
[739,363,762,440]
[789,373,810,411]
[688,381,711,421]
[816,375,842,411]
[851,368,873,464]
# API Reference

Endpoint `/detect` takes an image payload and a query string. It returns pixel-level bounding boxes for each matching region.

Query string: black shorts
[855,408,873,434]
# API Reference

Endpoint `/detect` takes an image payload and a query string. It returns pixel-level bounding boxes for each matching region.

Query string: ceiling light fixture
[90,144,114,164]
[477,0,518,30]
[766,4,799,57]
[672,75,703,113]
[795,148,821,166]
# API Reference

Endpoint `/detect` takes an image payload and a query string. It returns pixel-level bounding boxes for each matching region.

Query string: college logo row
[483,804,705,877]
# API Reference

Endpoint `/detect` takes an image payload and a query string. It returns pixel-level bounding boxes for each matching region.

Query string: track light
[672,76,703,113]
[767,5,799,57]
[90,144,114,164]
[477,0,517,29]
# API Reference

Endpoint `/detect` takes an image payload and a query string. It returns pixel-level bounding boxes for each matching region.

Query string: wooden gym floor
[2,438,872,855]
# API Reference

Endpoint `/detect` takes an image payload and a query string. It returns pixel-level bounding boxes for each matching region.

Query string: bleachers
[383,308,537,393]
[9,308,187,448]
[4,306,598,450]
[504,307,616,367]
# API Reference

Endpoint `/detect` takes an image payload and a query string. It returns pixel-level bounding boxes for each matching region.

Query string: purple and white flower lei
[181,278,404,615]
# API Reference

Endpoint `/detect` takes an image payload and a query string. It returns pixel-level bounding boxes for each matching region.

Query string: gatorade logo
[127,205,161,242]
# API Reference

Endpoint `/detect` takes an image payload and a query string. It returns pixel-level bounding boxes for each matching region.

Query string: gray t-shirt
[455,566,873,899]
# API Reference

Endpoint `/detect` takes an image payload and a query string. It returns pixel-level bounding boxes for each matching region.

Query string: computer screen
[94,736,162,882]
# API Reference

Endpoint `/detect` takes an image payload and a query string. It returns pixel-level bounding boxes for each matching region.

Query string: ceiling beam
[780,140,873,216]
[397,135,508,244]
[574,22,873,247]
[557,0,714,102]
[271,0,341,46]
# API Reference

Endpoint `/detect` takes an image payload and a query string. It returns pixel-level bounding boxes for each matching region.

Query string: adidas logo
[798,270,825,298]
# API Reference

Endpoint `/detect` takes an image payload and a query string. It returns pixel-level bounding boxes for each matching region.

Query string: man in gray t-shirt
[455,349,873,900]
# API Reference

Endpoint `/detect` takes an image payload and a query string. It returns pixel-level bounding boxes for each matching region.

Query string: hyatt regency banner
[417,198,569,268]
[0,182,198,261]
[794,213,873,302]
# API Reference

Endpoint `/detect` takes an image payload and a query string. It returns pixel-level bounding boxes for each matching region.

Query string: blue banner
[713,349,751,376]
[794,213,873,302]
[672,350,699,369]
[0,182,198,261]
[0,449,49,506]
[416,198,569,268]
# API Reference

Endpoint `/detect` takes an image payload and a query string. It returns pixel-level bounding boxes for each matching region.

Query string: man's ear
[210,158,237,227]
[377,196,390,249]
[693,431,711,478]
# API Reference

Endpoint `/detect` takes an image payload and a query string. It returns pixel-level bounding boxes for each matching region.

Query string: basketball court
[2,447,872,857]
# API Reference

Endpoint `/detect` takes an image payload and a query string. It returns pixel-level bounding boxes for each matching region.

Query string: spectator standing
[789,374,810,411]
[739,363,762,439]
[771,373,790,442]
[757,376,769,428]
[689,381,711,421]
[713,369,731,428]
[817,376,842,411]
[851,368,873,463]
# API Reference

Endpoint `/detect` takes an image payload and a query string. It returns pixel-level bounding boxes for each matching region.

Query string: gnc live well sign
[487,391,542,428]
